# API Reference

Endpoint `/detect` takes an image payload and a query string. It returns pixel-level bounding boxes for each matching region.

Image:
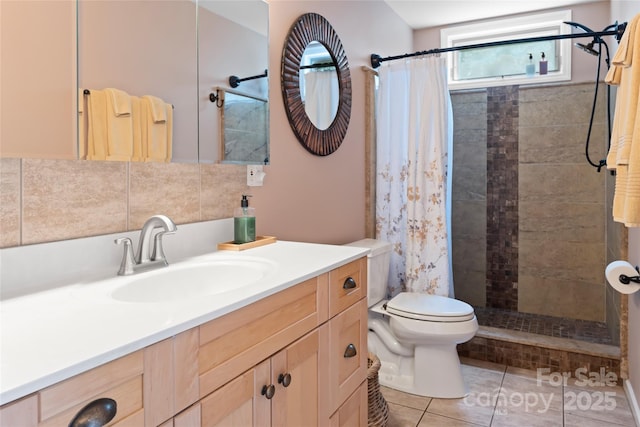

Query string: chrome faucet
[115,215,177,275]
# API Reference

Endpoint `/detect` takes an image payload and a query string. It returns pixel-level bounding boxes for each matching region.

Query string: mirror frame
[281,13,351,156]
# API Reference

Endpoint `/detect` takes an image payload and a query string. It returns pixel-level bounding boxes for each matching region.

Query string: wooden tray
[217,236,277,251]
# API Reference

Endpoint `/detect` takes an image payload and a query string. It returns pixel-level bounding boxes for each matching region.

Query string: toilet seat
[386,292,475,322]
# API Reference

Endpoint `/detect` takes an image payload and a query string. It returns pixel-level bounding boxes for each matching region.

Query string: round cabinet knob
[343,277,357,290]
[278,373,292,387]
[344,343,357,358]
[261,384,276,399]
[69,398,117,427]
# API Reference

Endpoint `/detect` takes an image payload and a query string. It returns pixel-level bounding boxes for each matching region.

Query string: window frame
[441,10,573,89]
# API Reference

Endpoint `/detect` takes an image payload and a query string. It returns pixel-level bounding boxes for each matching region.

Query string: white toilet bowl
[345,238,478,399]
[369,293,478,398]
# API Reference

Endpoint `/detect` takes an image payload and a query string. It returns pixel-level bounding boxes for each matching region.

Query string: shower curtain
[375,55,454,297]
[304,69,339,129]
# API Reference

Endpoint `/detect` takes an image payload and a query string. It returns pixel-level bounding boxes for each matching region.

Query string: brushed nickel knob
[278,372,292,387]
[261,384,276,399]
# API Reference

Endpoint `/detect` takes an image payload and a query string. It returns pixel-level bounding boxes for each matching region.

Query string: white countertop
[0,240,369,406]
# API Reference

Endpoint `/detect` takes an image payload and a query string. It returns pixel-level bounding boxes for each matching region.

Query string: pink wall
[413,1,613,84]
[0,1,76,159]
[251,0,412,244]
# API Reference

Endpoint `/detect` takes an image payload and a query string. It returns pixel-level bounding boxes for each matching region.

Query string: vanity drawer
[328,298,368,415]
[329,257,367,318]
[198,274,329,398]
[39,351,144,426]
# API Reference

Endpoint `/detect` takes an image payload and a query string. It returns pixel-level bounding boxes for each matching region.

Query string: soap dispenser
[526,53,535,77]
[539,52,548,75]
[234,195,256,244]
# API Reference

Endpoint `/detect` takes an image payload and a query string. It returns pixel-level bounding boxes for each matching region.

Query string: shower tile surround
[452,82,613,322]
[0,158,249,248]
[485,86,519,311]
[451,82,627,379]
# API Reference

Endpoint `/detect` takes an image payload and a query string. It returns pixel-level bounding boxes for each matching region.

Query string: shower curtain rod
[229,69,268,88]
[370,22,627,68]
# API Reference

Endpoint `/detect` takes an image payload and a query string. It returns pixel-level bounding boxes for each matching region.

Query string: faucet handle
[115,237,136,276]
[151,231,175,264]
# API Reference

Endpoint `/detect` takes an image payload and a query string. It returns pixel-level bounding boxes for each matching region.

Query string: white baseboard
[624,379,640,427]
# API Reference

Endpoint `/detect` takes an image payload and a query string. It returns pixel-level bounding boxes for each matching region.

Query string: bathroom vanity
[0,241,369,426]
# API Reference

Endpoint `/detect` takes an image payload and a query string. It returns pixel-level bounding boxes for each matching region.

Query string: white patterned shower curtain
[375,55,454,297]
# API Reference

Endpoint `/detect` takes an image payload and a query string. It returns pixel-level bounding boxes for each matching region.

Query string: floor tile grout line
[488,364,509,426]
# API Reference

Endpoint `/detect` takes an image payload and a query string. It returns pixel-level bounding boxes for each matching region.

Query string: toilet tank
[344,239,392,307]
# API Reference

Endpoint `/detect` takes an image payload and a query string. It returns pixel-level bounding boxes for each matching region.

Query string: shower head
[575,41,600,56]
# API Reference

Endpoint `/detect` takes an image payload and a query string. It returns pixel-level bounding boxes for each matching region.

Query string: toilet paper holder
[619,266,640,284]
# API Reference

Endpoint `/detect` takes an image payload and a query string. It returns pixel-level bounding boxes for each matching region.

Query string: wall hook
[209,90,224,108]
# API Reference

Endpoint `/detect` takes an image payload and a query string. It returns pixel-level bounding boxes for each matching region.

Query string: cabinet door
[198,276,326,398]
[328,299,368,414]
[174,403,201,427]
[329,381,367,427]
[199,360,270,427]
[271,327,327,427]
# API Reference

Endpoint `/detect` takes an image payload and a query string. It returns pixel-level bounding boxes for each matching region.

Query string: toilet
[346,238,478,398]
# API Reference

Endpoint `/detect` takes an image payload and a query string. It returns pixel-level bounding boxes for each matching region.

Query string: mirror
[198,0,269,164]
[299,42,339,130]
[78,0,198,163]
[217,88,269,164]
[281,13,351,156]
[80,0,269,164]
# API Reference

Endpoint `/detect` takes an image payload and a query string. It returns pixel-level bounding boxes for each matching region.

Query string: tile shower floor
[382,358,636,427]
[473,306,614,345]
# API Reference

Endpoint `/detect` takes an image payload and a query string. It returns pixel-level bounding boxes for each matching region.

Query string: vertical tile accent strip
[486,86,519,310]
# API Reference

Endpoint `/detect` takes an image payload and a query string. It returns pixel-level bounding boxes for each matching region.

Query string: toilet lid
[386,292,475,322]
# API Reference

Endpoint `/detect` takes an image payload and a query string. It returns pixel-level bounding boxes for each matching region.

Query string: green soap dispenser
[234,195,256,244]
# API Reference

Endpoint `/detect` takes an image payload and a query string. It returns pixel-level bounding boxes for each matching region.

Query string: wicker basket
[367,353,389,427]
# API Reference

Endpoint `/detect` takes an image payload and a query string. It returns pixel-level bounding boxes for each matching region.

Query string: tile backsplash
[0,158,249,248]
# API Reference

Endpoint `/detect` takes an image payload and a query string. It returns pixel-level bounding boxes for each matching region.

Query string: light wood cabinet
[0,351,144,426]
[329,382,368,427]
[195,327,326,427]
[0,256,368,427]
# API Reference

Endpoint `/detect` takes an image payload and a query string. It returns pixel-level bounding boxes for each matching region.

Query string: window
[441,10,572,89]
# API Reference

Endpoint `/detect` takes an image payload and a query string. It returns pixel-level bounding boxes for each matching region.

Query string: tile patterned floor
[473,306,614,345]
[381,358,637,427]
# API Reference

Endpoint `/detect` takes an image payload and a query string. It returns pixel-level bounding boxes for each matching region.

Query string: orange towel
[86,89,108,161]
[130,96,144,162]
[140,96,173,162]
[78,89,87,160]
[104,88,133,161]
[142,95,167,123]
[606,13,640,227]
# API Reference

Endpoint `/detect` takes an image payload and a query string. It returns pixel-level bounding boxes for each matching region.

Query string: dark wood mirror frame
[281,13,351,156]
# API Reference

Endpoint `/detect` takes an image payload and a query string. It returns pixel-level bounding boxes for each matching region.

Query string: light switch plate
[247,165,265,186]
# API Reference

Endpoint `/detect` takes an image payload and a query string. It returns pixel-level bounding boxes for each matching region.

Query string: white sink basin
[111,257,277,303]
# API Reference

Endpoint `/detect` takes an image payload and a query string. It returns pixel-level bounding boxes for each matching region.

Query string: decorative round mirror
[281,13,351,156]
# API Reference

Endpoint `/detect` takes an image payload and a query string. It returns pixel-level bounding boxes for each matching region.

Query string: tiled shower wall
[452,82,614,324]
[0,158,249,248]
